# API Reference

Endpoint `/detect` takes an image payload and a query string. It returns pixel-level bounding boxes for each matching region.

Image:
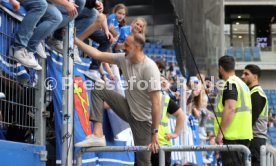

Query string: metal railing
[260,144,276,166]
[76,145,251,166]
[0,6,46,145]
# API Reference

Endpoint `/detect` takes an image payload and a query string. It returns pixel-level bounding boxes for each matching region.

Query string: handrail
[76,145,251,166]
[261,144,276,166]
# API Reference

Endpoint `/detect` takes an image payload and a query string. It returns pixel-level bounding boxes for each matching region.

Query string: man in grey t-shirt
[75,33,161,165]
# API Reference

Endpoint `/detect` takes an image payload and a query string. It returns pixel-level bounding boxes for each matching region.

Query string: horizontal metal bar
[78,145,251,166]
[0,76,39,89]
[0,121,38,129]
[82,145,250,153]
[161,145,249,152]
[82,146,149,153]
[1,100,38,109]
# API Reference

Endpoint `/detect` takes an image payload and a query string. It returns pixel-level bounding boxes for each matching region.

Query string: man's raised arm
[74,37,115,64]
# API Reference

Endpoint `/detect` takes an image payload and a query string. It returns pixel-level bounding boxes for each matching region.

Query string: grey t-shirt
[112,53,161,122]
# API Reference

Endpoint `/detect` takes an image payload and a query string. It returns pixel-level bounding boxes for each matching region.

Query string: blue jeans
[75,7,97,36]
[27,3,63,52]
[13,0,47,49]
[53,0,86,40]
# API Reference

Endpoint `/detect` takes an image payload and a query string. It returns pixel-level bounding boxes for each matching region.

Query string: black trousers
[249,137,266,166]
[151,151,171,166]
[221,139,250,166]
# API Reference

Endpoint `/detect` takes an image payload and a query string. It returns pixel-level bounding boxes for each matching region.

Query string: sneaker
[0,92,5,99]
[33,64,42,71]
[11,47,38,68]
[75,134,106,148]
[47,37,63,53]
[83,70,105,84]
[73,45,82,64]
[36,42,47,59]
[28,52,42,70]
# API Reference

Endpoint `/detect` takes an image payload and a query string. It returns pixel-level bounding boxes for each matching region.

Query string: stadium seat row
[226,47,261,61]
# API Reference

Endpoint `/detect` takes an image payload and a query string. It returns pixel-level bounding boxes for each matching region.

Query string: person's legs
[88,29,111,70]
[90,85,131,127]
[250,137,266,166]
[165,151,171,166]
[151,146,171,166]
[89,29,111,52]
[75,8,98,37]
[75,85,131,147]
[77,12,105,40]
[11,0,47,68]
[27,3,62,52]
[55,0,85,29]
[13,0,47,49]
[151,153,159,166]
[221,139,250,166]
[129,116,152,166]
[51,0,85,44]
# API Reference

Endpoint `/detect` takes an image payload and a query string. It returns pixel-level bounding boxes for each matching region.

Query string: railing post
[240,145,251,166]
[76,150,82,166]
[260,145,266,166]
[159,149,165,166]
[61,1,75,165]
[267,152,270,166]
[34,59,47,145]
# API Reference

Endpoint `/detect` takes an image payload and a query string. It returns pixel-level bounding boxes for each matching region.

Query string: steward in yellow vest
[151,93,185,166]
[242,64,268,166]
[215,55,252,166]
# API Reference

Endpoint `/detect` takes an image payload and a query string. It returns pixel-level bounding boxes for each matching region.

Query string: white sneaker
[47,37,63,53]
[75,134,106,148]
[84,70,105,84]
[33,64,42,71]
[11,47,38,68]
[0,92,5,99]
[36,42,47,59]
[73,45,82,64]
[28,52,42,70]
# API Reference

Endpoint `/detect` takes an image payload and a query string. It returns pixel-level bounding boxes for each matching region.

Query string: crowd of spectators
[1,1,275,166]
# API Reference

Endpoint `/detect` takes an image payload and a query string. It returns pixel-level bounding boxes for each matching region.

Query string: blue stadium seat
[150,43,158,49]
[156,44,162,49]
[172,50,176,56]
[252,47,261,61]
[235,48,243,61]
[153,48,162,56]
[166,49,173,56]
[244,48,251,61]
[144,43,151,49]
[226,47,234,57]
[145,48,153,56]
[268,127,276,133]
[269,132,276,139]
[271,93,276,100]
[160,49,167,55]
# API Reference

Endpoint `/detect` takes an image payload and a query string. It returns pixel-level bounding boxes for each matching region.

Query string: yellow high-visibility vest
[158,94,171,145]
[214,75,253,140]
